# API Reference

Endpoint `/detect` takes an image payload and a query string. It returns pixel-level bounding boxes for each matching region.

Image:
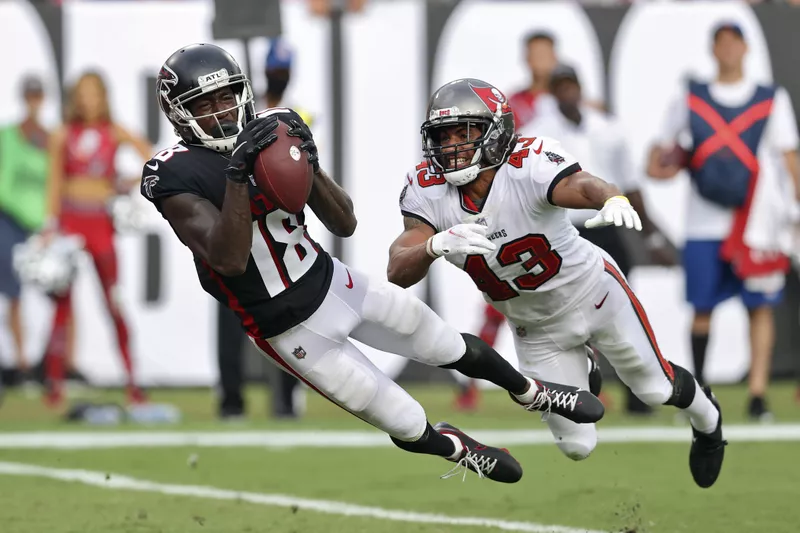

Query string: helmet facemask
[421,117,507,187]
[165,72,254,153]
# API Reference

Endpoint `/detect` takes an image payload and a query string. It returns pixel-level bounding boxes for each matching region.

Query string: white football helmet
[13,234,85,296]
[109,194,148,234]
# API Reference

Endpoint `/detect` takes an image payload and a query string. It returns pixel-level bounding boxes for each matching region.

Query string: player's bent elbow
[386,264,405,287]
[386,259,418,289]
[340,216,357,237]
[327,213,357,238]
[213,260,248,277]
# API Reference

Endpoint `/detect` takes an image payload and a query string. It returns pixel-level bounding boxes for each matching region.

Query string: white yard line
[0,461,602,533]
[0,424,797,449]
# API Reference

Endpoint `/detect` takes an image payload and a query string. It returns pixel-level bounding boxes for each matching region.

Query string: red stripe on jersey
[202,261,262,338]
[257,218,290,289]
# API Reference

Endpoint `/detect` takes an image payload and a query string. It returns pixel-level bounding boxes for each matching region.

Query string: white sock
[444,433,464,461]
[683,382,720,434]
[512,377,540,404]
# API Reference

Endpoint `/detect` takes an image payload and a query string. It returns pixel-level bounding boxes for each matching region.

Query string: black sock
[440,333,528,395]
[391,422,458,458]
[691,333,709,386]
[664,363,697,409]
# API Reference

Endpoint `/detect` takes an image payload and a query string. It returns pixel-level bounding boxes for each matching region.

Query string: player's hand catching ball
[585,196,642,231]
[283,111,319,173]
[225,116,281,184]
[426,223,496,259]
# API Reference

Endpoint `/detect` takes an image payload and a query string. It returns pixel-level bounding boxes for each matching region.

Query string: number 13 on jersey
[464,233,562,301]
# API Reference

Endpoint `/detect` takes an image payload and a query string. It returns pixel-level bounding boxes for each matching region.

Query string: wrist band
[425,237,440,259]
[607,195,629,205]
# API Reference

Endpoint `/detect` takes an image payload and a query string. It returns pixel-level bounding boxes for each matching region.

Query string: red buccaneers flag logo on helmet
[469,84,510,114]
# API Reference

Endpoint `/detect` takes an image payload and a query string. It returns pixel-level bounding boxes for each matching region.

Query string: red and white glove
[585,196,642,231]
[426,223,496,259]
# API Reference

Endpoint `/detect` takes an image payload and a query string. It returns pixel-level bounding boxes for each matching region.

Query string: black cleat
[509,378,605,424]
[434,422,522,483]
[586,345,603,397]
[689,386,727,488]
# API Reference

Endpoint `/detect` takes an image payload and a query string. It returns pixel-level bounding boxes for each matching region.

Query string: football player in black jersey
[140,43,605,484]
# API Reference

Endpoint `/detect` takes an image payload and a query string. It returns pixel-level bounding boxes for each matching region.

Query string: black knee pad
[664,363,697,409]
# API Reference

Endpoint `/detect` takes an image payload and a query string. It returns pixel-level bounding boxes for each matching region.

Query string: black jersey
[140,141,332,338]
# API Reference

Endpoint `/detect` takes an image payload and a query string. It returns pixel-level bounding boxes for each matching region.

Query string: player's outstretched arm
[552,171,642,231]
[161,183,252,277]
[387,217,437,288]
[388,219,495,287]
[307,168,357,237]
[550,170,623,210]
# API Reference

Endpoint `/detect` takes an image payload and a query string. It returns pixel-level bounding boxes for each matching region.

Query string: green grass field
[1,382,799,533]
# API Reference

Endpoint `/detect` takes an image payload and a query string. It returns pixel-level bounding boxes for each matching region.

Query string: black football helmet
[157,43,255,152]
[421,78,516,186]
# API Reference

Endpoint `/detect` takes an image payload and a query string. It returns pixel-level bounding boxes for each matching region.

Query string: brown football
[252,120,314,214]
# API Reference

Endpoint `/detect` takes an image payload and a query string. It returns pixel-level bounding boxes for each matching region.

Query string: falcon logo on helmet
[156,43,255,153]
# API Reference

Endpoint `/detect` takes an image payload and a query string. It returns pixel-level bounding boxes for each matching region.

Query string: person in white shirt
[524,64,677,416]
[647,22,800,421]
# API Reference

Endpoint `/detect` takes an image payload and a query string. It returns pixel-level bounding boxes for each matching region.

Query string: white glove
[584,196,643,231]
[426,223,496,258]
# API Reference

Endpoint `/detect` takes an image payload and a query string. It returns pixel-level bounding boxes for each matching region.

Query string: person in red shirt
[507,32,558,130]
[44,71,151,405]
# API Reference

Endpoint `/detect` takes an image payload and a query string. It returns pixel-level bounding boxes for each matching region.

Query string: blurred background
[1,1,800,531]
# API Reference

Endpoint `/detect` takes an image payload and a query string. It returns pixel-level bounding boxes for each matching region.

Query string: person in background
[0,75,49,387]
[508,31,559,131]
[647,23,800,421]
[526,64,677,415]
[44,71,151,405]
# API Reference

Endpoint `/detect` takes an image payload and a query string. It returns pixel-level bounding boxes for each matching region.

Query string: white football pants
[511,251,675,460]
[251,258,466,441]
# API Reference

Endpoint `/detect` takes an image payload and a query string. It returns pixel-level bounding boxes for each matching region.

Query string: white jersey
[399,136,603,326]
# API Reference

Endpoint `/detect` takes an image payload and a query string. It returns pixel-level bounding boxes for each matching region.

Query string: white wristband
[425,237,440,259]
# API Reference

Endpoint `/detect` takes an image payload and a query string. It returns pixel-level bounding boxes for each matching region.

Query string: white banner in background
[0,0,771,385]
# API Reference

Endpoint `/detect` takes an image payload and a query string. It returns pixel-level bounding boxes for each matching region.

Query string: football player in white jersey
[389,78,727,488]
